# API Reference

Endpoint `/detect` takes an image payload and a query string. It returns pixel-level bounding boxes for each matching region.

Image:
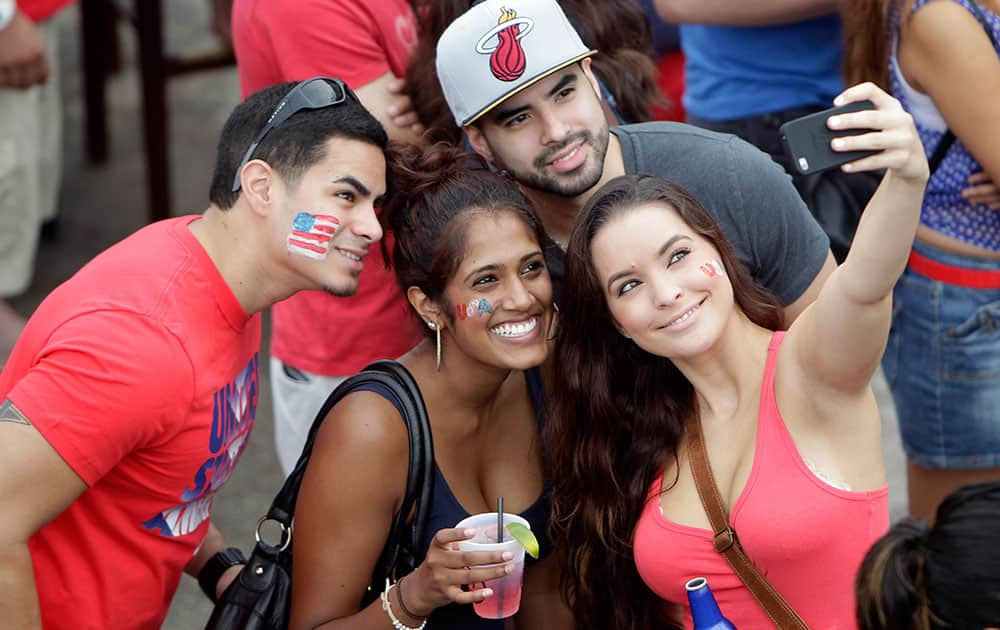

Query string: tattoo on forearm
[0,399,30,425]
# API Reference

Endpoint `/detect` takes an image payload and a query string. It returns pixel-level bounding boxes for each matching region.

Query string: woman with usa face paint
[290,143,569,630]
[546,82,929,629]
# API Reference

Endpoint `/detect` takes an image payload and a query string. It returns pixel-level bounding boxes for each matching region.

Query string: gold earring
[435,326,441,371]
[427,321,442,371]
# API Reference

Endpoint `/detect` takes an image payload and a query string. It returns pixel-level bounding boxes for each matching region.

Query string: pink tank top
[632,332,888,629]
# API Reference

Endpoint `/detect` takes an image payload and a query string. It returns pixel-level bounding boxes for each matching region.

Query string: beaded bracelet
[380,579,428,630]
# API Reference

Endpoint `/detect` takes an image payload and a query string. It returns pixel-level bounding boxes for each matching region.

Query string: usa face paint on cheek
[454,298,494,320]
[287,212,340,260]
[699,259,725,279]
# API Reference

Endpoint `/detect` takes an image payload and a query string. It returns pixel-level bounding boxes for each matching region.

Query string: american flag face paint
[287,212,340,260]
[699,259,725,279]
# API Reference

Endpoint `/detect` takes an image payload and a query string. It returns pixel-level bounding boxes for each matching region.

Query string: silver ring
[255,516,292,552]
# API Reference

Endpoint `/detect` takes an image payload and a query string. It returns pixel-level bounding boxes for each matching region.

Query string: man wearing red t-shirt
[0,79,389,629]
[232,0,425,474]
[0,0,73,366]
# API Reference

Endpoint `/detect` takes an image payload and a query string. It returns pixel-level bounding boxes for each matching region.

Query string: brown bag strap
[687,412,810,629]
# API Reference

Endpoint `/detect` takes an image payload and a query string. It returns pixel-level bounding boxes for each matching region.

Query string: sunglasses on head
[231,77,356,193]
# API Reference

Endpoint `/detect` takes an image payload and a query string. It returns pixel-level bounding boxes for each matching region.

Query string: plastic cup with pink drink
[456,512,531,619]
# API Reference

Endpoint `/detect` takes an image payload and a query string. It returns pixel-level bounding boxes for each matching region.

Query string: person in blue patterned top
[843,0,1000,522]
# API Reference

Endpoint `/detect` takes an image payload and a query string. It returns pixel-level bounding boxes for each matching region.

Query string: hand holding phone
[780,100,878,175]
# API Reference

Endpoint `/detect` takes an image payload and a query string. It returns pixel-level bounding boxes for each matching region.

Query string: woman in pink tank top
[545,83,929,629]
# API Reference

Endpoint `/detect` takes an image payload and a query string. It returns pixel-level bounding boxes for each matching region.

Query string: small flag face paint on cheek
[699,259,725,278]
[287,212,340,260]
[455,298,494,320]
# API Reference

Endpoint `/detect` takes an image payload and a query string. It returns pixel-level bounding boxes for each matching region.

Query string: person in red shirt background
[232,0,426,475]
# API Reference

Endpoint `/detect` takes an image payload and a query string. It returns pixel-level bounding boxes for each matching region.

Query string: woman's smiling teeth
[665,301,703,328]
[490,317,539,338]
[337,249,362,261]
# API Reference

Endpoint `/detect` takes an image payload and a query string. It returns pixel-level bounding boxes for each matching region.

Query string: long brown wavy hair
[843,0,1000,89]
[405,0,661,145]
[841,0,892,89]
[545,175,782,629]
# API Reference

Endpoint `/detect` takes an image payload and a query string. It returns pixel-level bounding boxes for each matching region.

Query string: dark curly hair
[382,142,547,337]
[840,0,892,90]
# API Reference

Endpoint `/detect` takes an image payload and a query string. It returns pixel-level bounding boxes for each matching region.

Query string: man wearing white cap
[436,0,836,322]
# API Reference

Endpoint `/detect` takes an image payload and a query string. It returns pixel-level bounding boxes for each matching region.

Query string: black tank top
[357,367,551,629]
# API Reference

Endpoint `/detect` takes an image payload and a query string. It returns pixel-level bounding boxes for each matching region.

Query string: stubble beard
[319,239,364,297]
[493,126,610,199]
[322,277,359,298]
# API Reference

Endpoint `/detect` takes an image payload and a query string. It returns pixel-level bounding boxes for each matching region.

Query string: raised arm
[782,251,837,326]
[707,132,834,326]
[290,392,510,630]
[789,82,928,395]
[653,0,838,26]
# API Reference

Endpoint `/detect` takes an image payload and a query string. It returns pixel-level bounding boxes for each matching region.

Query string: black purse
[204,360,435,630]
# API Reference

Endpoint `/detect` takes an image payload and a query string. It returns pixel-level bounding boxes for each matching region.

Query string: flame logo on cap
[476,7,535,82]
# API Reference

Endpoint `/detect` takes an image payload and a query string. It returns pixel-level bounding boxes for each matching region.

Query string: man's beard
[320,238,364,297]
[321,263,361,298]
[322,281,358,298]
[493,126,609,199]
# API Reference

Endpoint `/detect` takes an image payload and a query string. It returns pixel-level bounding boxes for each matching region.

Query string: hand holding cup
[401,526,516,618]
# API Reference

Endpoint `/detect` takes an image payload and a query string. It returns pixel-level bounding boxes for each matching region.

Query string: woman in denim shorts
[849,0,1000,520]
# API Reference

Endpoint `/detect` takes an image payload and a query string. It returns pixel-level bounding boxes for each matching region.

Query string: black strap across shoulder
[266,359,435,593]
[928,2,997,173]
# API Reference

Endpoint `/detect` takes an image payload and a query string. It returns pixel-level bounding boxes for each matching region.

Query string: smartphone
[779,100,878,175]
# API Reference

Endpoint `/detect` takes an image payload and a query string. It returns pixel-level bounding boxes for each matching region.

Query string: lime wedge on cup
[505,522,539,559]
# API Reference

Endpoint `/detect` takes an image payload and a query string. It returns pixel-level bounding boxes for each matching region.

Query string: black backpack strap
[928,132,956,175]
[928,2,997,174]
[262,360,435,586]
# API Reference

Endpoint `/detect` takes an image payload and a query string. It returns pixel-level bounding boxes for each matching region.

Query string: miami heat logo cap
[436,0,597,127]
